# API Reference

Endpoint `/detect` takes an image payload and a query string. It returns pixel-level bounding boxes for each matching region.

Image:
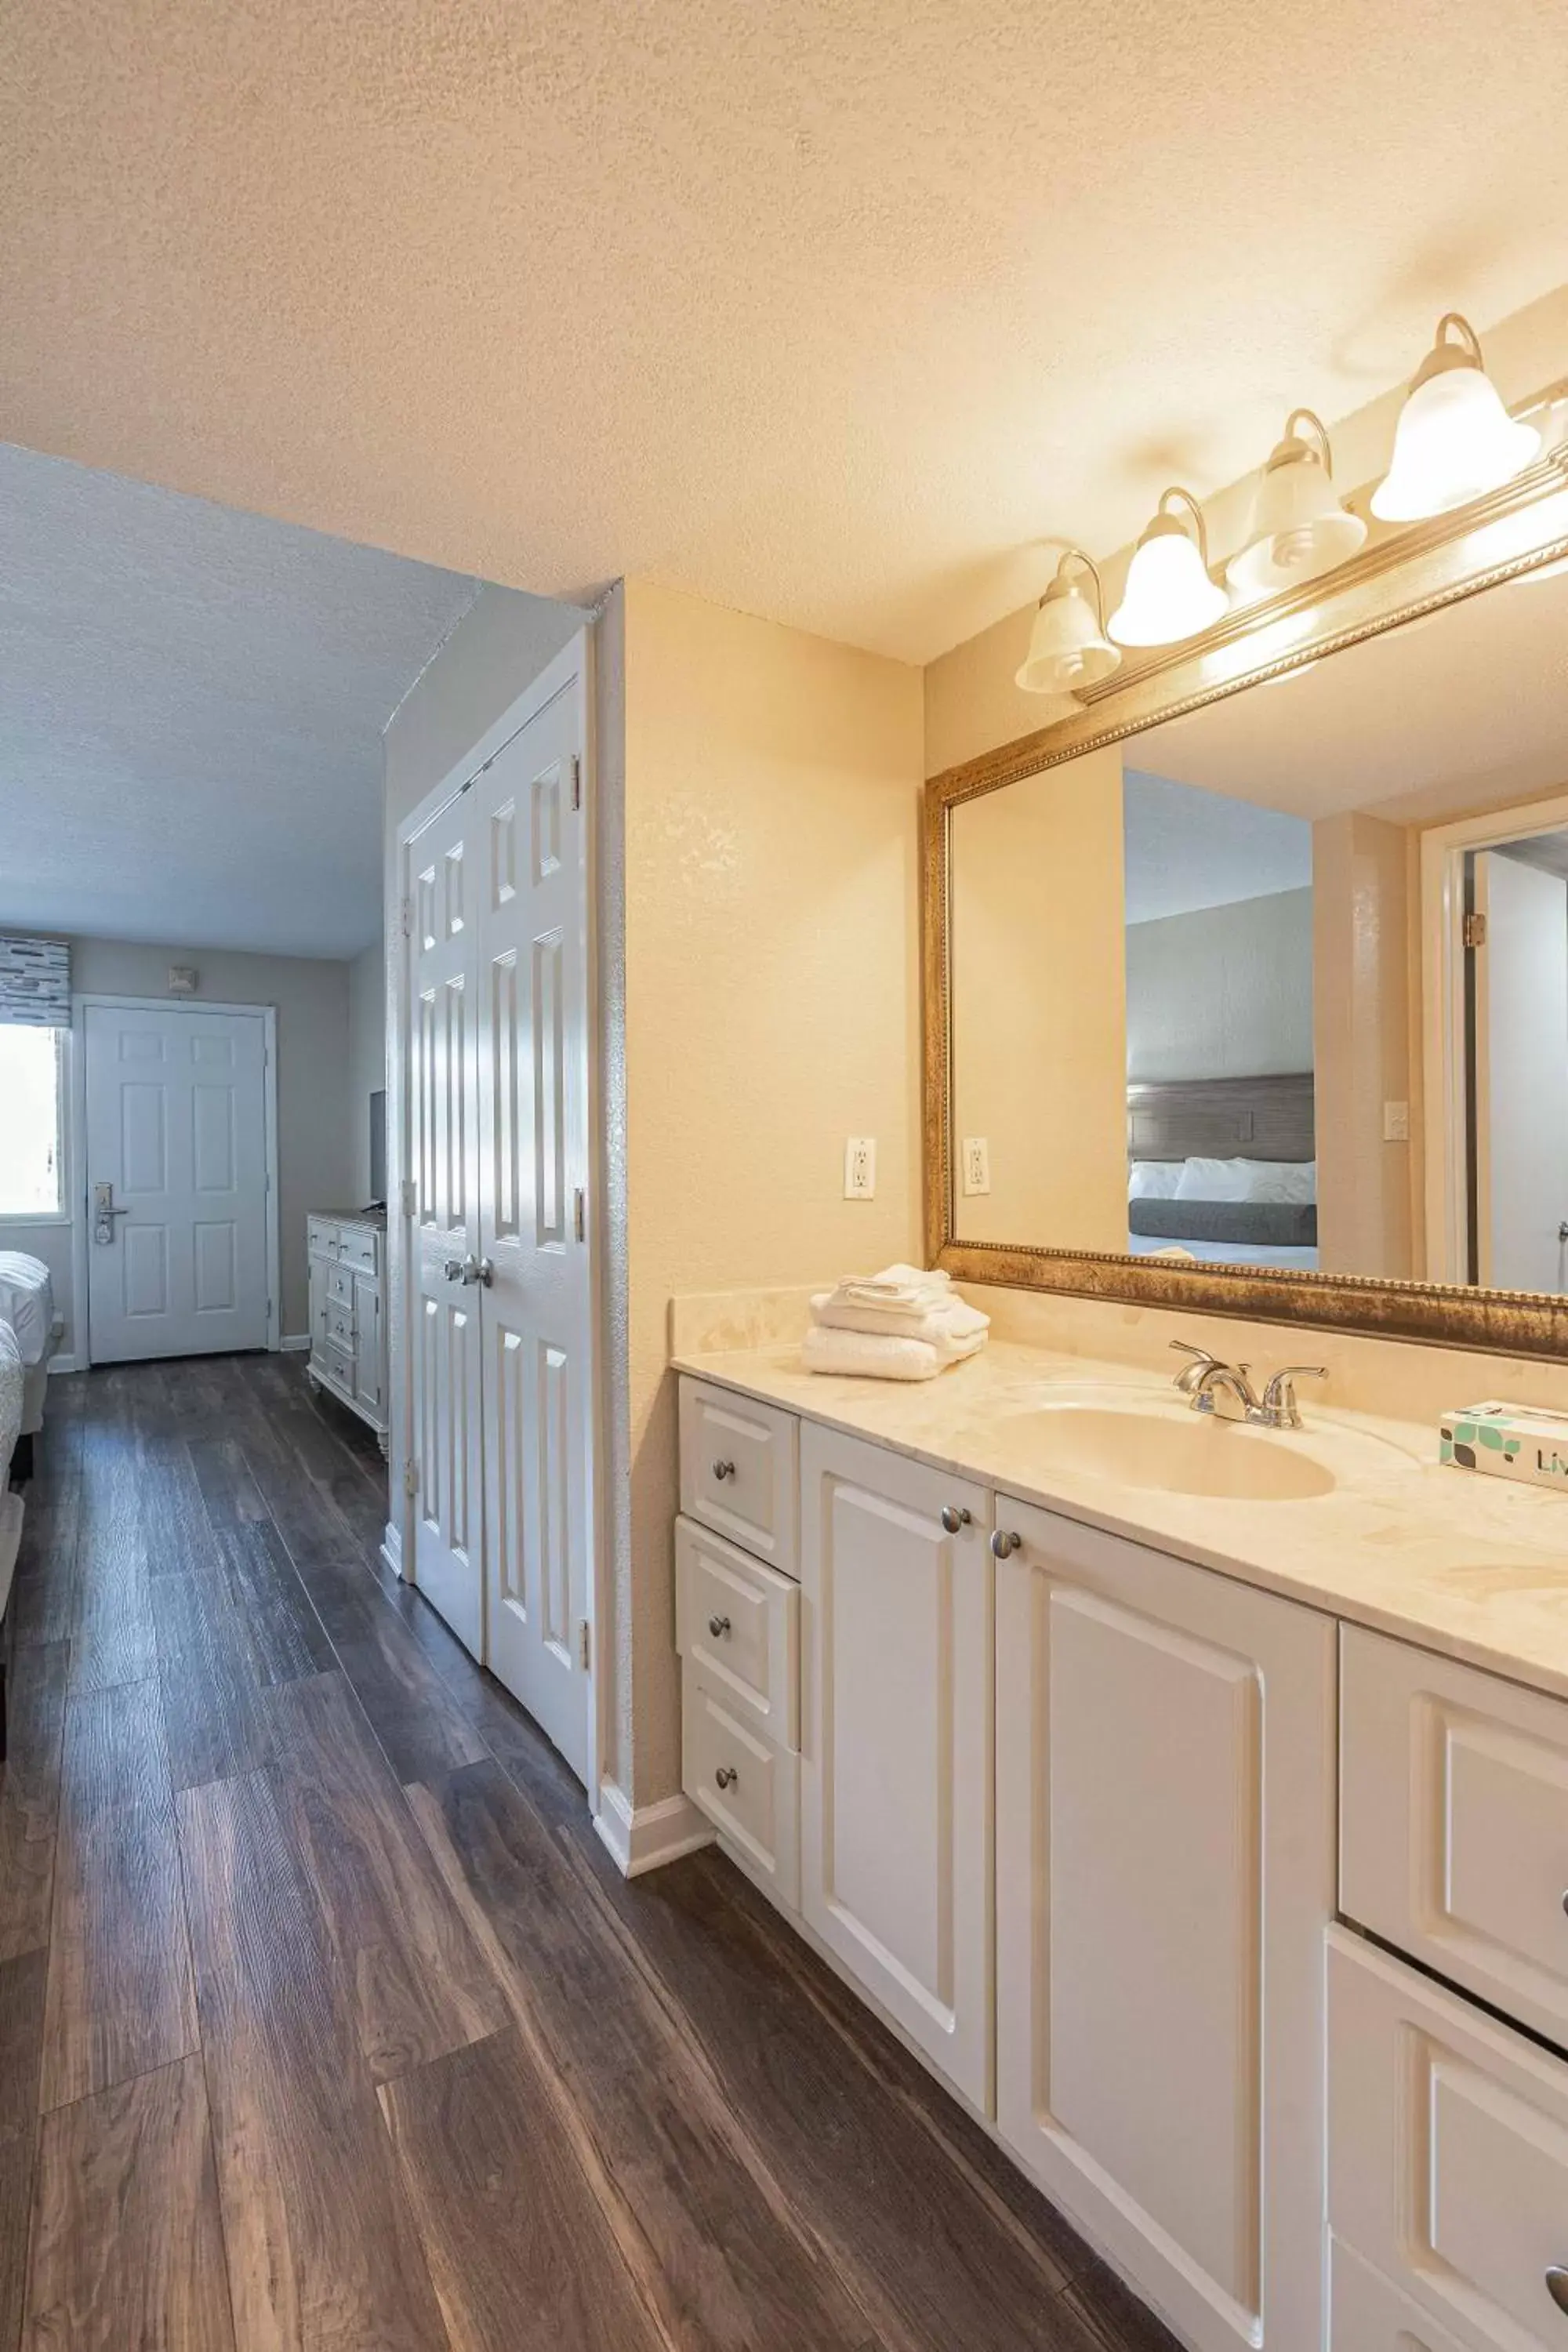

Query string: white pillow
[1127,1160,1184,1201]
[1175,1156,1316,1205]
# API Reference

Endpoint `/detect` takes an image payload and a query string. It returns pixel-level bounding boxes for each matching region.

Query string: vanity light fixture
[1226,410,1367,596]
[1014,550,1122,695]
[1107,488,1229,648]
[1371,313,1540,522]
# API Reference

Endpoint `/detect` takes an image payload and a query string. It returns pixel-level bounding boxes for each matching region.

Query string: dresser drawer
[326,1301,355,1352]
[1341,1626,1568,2046]
[308,1218,339,1259]
[314,1338,354,1398]
[327,1261,356,1309]
[682,1666,799,1911]
[1329,1926,1568,2351]
[678,1378,798,1577]
[338,1225,379,1273]
[1329,2238,1468,2352]
[676,1515,799,1748]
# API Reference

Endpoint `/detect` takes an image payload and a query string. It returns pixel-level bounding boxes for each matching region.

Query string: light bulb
[1109,489,1229,648]
[1372,314,1539,523]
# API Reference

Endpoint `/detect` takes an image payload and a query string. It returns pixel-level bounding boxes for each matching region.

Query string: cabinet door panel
[800,1423,993,2111]
[996,1497,1334,2352]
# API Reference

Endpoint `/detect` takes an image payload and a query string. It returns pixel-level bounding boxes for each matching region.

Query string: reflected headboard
[1126,1072,1316,1163]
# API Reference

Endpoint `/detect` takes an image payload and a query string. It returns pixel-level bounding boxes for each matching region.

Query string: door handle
[93,1181,131,1245]
[443,1254,495,1287]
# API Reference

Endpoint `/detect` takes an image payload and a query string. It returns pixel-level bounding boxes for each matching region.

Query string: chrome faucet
[1169,1341,1327,1430]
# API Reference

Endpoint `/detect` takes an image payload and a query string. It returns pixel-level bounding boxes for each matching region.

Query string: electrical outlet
[961,1137,991,1196]
[1383,1099,1410,1142]
[844,1138,877,1200]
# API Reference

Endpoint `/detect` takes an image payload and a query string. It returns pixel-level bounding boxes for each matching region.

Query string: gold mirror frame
[924,431,1568,1356]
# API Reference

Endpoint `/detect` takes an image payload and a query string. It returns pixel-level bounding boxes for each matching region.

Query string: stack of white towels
[803,1265,989,1382]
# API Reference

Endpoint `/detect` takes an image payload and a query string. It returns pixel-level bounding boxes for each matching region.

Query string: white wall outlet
[961,1137,991,1196]
[844,1137,877,1200]
[1383,1099,1410,1142]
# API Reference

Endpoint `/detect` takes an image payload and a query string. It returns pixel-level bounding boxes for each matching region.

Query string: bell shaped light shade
[1015,550,1121,695]
[1108,488,1229,648]
[1372,313,1540,522]
[1226,409,1367,596]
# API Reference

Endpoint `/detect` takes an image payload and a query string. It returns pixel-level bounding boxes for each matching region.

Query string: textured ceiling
[1138,558,1568,829]
[1123,770,1309,925]
[3,2,1567,665]
[0,443,480,957]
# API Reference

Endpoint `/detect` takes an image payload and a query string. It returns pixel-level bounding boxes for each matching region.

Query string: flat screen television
[368,1089,387,1210]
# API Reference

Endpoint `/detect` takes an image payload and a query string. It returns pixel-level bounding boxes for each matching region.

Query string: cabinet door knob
[1546,2266,1568,2315]
[991,1529,1022,1558]
[939,1504,972,1535]
[712,1458,736,1481]
[708,1614,731,1639]
[714,1765,738,1791]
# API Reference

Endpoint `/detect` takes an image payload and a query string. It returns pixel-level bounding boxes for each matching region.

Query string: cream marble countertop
[673,1335,1568,1703]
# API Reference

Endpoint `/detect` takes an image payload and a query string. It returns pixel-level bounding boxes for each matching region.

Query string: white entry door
[475,659,593,1783]
[1475,849,1568,1292]
[84,1001,271,1362]
[407,789,486,1657]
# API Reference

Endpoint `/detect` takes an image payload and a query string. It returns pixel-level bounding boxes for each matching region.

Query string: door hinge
[573,1186,586,1243]
[1464,911,1487,949]
[401,896,414,939]
[400,1176,417,1218]
[579,1618,591,1671]
[570,754,582,811]
[403,1458,419,1499]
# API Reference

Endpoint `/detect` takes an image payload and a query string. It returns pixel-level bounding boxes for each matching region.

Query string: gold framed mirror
[924,430,1568,1355]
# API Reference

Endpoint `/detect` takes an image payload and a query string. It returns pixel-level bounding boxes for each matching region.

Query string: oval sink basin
[998,1402,1338,1502]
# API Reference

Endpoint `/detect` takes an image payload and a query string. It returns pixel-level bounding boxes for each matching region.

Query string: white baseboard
[379,1520,405,1581]
[279,1332,311,1353]
[47,1352,82,1375]
[593,1780,713,1878]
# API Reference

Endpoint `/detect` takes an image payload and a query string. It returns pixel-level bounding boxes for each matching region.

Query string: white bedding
[0,1251,54,1368]
[1128,1235,1319,1272]
[0,1318,22,1470]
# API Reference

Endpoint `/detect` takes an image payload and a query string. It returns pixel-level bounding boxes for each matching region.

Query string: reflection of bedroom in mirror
[946,544,1568,1298]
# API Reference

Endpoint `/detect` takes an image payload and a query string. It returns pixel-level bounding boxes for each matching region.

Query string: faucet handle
[1261,1365,1327,1427]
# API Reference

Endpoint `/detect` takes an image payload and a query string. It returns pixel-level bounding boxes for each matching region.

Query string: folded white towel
[811,1290,990,1346]
[831,1262,953,1314]
[802,1322,986,1383]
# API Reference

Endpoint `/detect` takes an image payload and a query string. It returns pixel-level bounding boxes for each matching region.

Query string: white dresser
[306,1211,388,1450]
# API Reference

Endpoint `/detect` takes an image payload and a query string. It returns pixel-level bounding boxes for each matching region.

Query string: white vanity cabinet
[307,1213,388,1450]
[798,1422,994,2113]
[992,1495,1335,2352]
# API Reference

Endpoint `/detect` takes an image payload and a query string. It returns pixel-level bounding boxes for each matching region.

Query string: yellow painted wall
[619,579,924,1799]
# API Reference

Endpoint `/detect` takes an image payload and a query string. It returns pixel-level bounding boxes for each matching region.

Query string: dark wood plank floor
[0,1355,1180,2352]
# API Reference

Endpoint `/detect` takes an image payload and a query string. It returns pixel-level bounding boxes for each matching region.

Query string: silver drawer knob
[1547,2266,1568,2315]
[712,1458,736,1481]
[991,1530,1022,1558]
[708,1614,731,1639]
[714,1765,738,1791]
[939,1504,972,1535]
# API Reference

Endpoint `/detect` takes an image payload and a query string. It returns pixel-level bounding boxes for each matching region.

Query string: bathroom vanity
[673,1335,1568,2352]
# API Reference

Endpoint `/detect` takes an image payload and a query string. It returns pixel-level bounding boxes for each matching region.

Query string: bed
[0,1250,61,1480]
[1125,1073,1318,1272]
[0,1317,24,1755]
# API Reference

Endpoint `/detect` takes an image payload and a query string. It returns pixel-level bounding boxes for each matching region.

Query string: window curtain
[0,935,70,1027]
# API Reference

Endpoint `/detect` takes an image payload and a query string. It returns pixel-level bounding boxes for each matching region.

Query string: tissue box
[1440,1402,1568,1493]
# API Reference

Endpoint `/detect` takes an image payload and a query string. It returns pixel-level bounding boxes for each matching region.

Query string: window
[0,1025,65,1217]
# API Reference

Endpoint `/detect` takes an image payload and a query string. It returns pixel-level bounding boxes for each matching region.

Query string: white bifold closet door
[406,637,593,1785]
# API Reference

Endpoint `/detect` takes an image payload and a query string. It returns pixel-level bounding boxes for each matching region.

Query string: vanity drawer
[682,1666,799,1911]
[679,1378,798,1577]
[327,1261,357,1310]
[1329,1926,1568,2352]
[315,1338,354,1398]
[326,1301,356,1352]
[1341,1626,1568,2046]
[308,1217,339,1259]
[338,1225,379,1273]
[1328,2238,1468,2352]
[676,1515,800,1748]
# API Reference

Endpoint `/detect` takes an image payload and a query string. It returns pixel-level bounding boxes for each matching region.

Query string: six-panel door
[799,1421,993,2111]
[993,1495,1335,2352]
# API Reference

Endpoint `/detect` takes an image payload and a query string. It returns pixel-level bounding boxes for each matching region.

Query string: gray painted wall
[347,936,387,1205]
[1126,887,1314,1084]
